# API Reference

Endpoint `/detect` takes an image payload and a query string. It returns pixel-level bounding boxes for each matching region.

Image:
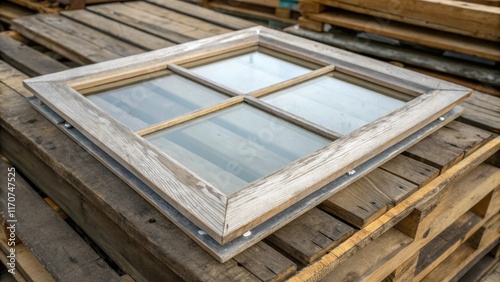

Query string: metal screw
[438,116,445,122]
[243,231,252,237]
[347,170,356,176]
[63,122,73,129]
[198,230,206,235]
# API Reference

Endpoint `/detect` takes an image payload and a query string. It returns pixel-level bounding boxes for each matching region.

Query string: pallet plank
[0,160,122,282]
[145,0,256,30]
[61,10,175,51]
[33,14,145,57]
[11,16,121,64]
[380,154,439,187]
[88,3,226,43]
[405,121,494,173]
[0,35,69,77]
[266,208,355,264]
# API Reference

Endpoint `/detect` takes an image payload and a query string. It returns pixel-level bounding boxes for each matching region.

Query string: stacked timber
[292,0,500,94]
[189,0,301,25]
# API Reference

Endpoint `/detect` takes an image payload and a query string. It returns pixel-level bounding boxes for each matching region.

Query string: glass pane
[85,73,228,131]
[146,104,329,195]
[262,75,406,135]
[190,51,312,93]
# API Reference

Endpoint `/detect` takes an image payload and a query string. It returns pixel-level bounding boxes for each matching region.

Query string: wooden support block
[298,17,324,32]
[266,208,354,264]
[467,214,500,250]
[458,252,499,282]
[299,2,325,13]
[275,7,291,18]
[384,252,419,282]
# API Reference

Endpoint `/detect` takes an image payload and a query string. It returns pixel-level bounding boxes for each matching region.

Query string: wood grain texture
[303,9,500,61]
[0,35,69,77]
[61,10,176,51]
[11,16,122,65]
[266,208,354,264]
[0,160,122,282]
[460,91,500,134]
[380,154,439,187]
[145,0,256,30]
[405,121,494,172]
[310,0,500,41]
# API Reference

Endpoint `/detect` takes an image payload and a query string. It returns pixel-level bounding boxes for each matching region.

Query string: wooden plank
[459,254,499,282]
[422,237,500,282]
[87,3,224,44]
[125,1,232,36]
[145,0,256,30]
[266,208,354,264]
[304,10,500,61]
[209,1,298,25]
[0,2,33,24]
[0,35,69,77]
[319,169,393,228]
[312,0,500,41]
[460,91,500,134]
[0,61,34,98]
[61,10,175,51]
[415,211,483,280]
[8,0,60,14]
[33,14,144,57]
[11,16,121,64]
[322,228,413,281]
[405,121,494,172]
[0,160,122,281]
[380,154,439,187]
[233,242,297,282]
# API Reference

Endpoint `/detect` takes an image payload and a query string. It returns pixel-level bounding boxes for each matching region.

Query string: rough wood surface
[145,0,256,30]
[61,10,175,51]
[0,160,122,282]
[88,3,230,44]
[0,35,69,77]
[380,154,439,187]
[303,9,500,61]
[460,91,500,134]
[266,208,355,264]
[309,0,500,41]
[405,121,494,172]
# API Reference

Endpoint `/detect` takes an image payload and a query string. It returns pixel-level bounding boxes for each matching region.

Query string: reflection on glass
[85,74,227,131]
[146,104,329,195]
[262,76,406,135]
[190,52,312,93]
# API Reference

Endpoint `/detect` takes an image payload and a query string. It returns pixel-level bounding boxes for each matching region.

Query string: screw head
[243,231,252,237]
[63,122,72,129]
[198,230,206,235]
[347,170,356,176]
[148,218,156,223]
[438,117,445,122]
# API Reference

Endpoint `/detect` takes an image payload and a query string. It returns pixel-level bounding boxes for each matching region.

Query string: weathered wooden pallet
[0,1,499,279]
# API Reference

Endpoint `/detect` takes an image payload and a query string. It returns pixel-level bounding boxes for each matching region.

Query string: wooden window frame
[24,27,470,250]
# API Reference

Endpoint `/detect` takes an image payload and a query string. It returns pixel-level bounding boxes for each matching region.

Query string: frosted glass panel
[190,52,312,93]
[86,74,227,131]
[147,104,329,195]
[262,76,406,135]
